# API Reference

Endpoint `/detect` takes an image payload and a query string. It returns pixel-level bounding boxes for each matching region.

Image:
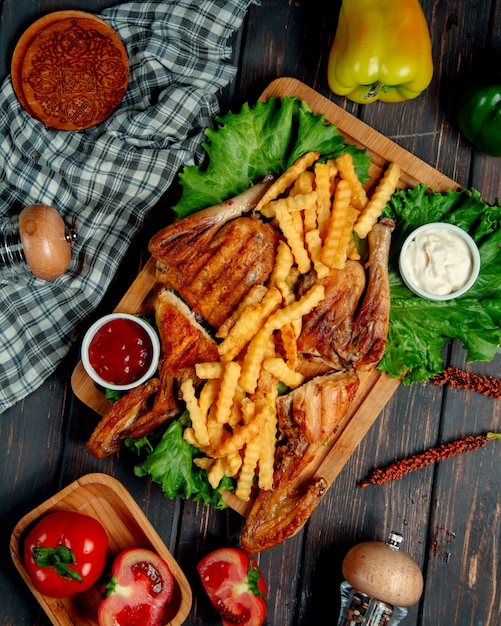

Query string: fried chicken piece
[121,369,179,440]
[87,368,180,458]
[88,378,161,458]
[241,369,359,552]
[350,217,395,370]
[297,260,366,370]
[148,183,278,328]
[154,288,219,379]
[296,218,395,372]
[287,368,360,444]
[241,477,328,553]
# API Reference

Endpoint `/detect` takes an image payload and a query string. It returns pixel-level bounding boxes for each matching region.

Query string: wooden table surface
[1,1,500,625]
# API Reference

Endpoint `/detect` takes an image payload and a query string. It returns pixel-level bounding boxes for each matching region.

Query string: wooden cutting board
[71,78,459,514]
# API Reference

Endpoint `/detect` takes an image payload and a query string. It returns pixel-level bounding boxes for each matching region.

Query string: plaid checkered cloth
[0,0,256,413]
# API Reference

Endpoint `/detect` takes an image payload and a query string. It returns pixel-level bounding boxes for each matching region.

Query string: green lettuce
[380,185,501,382]
[129,411,233,509]
[172,97,370,218]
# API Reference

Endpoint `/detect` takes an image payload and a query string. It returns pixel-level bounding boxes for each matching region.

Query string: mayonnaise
[403,228,473,296]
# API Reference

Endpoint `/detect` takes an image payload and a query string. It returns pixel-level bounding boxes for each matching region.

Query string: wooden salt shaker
[0,204,77,280]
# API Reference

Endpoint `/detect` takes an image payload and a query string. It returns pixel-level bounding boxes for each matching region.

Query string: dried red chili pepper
[360,432,501,487]
[432,367,501,399]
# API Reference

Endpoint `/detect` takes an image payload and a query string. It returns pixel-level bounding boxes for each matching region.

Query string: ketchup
[88,318,154,386]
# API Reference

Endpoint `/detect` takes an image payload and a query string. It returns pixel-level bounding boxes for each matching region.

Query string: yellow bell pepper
[327,0,433,104]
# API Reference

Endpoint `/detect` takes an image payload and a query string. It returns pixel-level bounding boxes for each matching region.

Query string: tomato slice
[197,547,266,626]
[98,548,174,626]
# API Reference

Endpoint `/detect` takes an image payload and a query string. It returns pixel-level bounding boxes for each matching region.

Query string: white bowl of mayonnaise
[399,222,481,301]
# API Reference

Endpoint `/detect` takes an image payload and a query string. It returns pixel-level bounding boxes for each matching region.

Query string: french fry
[264,190,317,217]
[326,158,339,180]
[291,210,304,248]
[254,151,320,214]
[207,414,225,450]
[274,204,311,274]
[279,322,299,367]
[354,162,400,239]
[180,378,210,447]
[314,162,333,239]
[195,362,223,379]
[321,179,359,269]
[265,283,325,332]
[238,326,274,394]
[235,433,261,501]
[290,170,315,195]
[257,397,278,490]
[199,378,220,416]
[274,278,293,308]
[305,228,330,279]
[336,152,368,210]
[218,302,262,360]
[228,385,246,426]
[285,267,300,291]
[212,408,267,458]
[216,284,267,339]
[215,361,242,424]
[183,427,201,448]
[193,456,214,471]
[207,457,228,489]
[226,450,243,477]
[218,286,282,361]
[268,240,294,287]
[240,396,255,424]
[295,169,318,233]
[263,356,304,388]
[234,395,273,500]
[347,236,361,261]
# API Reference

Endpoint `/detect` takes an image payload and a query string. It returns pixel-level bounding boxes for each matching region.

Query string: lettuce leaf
[130,411,233,509]
[380,185,501,382]
[172,97,370,219]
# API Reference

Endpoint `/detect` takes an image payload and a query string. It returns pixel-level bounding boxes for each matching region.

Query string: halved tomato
[98,547,174,626]
[197,547,266,626]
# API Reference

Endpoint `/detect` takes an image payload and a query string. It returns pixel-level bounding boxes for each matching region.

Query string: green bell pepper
[457,82,501,157]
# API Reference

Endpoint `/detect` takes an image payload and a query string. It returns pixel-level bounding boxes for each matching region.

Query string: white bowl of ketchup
[81,313,160,391]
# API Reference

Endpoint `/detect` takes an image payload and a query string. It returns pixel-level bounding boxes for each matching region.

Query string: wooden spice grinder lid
[11,10,129,130]
[342,536,424,607]
[19,204,74,280]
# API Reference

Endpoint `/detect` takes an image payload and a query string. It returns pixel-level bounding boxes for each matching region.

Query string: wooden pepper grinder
[0,204,77,280]
[337,531,424,625]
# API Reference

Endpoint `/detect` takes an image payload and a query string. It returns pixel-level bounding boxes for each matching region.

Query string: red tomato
[23,511,108,598]
[197,547,267,626]
[98,547,174,626]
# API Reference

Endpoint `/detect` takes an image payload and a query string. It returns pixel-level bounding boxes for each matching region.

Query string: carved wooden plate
[11,11,129,130]
[10,473,192,626]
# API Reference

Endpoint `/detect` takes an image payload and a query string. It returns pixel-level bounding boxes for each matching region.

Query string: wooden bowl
[10,473,192,625]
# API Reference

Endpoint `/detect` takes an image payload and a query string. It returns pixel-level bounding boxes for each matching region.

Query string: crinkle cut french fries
[182,152,400,502]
